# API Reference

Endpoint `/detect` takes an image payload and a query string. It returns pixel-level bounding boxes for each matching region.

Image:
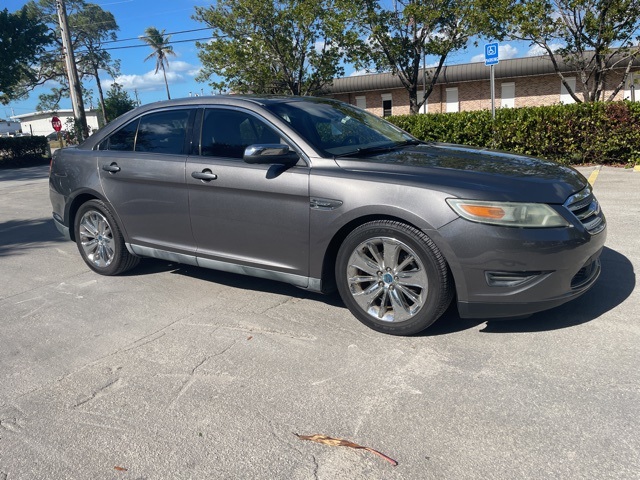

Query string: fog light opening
[485,271,544,288]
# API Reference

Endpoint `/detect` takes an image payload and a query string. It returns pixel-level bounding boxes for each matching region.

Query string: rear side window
[136,110,190,155]
[99,109,190,154]
[103,120,138,151]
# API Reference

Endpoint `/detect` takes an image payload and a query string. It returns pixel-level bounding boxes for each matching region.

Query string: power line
[75,36,212,54]
[102,27,212,45]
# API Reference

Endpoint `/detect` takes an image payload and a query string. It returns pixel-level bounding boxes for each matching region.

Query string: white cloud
[104,61,200,93]
[350,69,375,76]
[470,44,519,63]
[527,43,563,57]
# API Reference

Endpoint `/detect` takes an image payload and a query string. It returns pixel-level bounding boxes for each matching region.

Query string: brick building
[324,54,640,117]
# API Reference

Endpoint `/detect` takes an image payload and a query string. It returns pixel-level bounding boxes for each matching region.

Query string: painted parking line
[588,166,602,186]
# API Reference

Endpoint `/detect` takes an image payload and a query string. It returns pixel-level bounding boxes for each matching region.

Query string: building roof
[13,109,98,120]
[325,53,640,94]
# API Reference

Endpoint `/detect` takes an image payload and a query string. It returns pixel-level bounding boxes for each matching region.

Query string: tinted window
[135,110,190,155]
[103,120,138,151]
[200,109,282,159]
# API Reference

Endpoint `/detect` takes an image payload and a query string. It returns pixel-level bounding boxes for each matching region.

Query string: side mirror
[243,144,299,165]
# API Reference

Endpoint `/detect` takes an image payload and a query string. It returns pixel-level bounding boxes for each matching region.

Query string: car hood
[334,143,587,204]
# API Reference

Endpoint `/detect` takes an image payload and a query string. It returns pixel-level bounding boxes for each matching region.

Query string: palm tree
[140,27,176,100]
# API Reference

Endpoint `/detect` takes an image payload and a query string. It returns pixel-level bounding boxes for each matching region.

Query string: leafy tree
[22,0,119,112]
[508,0,640,102]
[103,82,136,122]
[0,6,51,104]
[74,4,120,122]
[193,0,358,96]
[140,27,176,100]
[351,0,502,115]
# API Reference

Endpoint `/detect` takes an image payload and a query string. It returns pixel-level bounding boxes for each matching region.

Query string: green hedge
[0,136,49,168]
[388,101,640,166]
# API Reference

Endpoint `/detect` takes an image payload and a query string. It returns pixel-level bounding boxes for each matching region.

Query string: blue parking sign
[485,42,499,66]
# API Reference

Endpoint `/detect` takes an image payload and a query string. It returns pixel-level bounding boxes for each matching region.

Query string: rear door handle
[102,163,121,173]
[191,170,218,181]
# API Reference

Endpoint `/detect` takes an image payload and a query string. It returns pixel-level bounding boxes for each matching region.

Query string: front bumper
[435,216,607,320]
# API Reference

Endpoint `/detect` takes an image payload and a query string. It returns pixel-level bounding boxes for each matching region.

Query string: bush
[389,101,640,166]
[0,136,49,168]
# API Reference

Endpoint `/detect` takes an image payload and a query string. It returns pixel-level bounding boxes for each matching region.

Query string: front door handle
[102,163,121,173]
[191,170,218,181]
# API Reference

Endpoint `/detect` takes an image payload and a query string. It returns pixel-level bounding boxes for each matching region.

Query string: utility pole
[56,0,89,141]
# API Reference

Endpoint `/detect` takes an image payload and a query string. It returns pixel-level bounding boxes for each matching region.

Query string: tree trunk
[162,65,171,100]
[94,65,108,125]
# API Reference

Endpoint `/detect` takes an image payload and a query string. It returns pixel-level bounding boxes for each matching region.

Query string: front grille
[564,187,606,235]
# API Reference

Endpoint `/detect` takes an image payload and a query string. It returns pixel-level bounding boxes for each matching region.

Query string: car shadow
[424,246,635,335]
[127,246,633,335]
[0,218,66,256]
[0,162,50,177]
[125,259,345,308]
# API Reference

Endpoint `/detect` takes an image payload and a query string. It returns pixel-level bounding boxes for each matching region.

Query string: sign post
[484,42,499,119]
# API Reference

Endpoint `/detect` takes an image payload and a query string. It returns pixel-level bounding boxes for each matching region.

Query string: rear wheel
[74,199,139,275]
[336,220,453,335]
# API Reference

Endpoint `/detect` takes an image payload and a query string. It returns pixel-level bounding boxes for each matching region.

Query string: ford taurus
[49,96,606,335]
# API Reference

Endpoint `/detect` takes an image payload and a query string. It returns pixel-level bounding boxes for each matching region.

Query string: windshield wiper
[334,139,425,158]
[393,139,425,147]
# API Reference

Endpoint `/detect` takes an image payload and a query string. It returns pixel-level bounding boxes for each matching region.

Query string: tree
[509,0,640,102]
[74,3,120,122]
[351,0,502,115]
[0,6,51,104]
[103,82,136,122]
[193,0,358,96]
[140,27,176,100]
[22,0,119,113]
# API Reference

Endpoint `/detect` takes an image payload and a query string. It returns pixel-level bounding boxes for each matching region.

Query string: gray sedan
[49,96,606,335]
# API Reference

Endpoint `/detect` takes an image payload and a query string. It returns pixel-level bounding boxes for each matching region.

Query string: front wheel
[336,220,453,335]
[74,199,139,276]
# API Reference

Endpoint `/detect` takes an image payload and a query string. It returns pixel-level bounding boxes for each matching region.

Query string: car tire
[336,220,453,335]
[74,199,139,276]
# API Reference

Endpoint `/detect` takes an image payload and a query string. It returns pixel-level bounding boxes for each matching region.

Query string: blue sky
[3,0,539,119]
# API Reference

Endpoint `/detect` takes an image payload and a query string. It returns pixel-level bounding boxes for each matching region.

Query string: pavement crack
[191,355,210,375]
[212,340,237,358]
[72,377,122,408]
[166,353,216,410]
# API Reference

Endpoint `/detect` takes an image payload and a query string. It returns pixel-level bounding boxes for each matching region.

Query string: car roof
[135,94,337,109]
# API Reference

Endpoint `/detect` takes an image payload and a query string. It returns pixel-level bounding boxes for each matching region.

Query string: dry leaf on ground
[294,433,398,466]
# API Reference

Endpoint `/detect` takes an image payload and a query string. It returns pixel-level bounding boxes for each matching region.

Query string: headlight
[446,199,570,228]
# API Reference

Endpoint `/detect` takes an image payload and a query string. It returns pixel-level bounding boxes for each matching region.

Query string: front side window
[200,109,283,159]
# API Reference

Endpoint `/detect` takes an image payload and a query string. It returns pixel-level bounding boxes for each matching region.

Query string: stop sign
[51,116,62,132]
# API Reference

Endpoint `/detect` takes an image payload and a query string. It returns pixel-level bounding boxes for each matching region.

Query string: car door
[186,107,310,280]
[98,108,196,253]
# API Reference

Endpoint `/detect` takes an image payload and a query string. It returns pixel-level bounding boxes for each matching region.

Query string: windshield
[264,99,415,157]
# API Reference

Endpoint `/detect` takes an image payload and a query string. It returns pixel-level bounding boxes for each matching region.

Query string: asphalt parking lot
[0,164,638,480]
